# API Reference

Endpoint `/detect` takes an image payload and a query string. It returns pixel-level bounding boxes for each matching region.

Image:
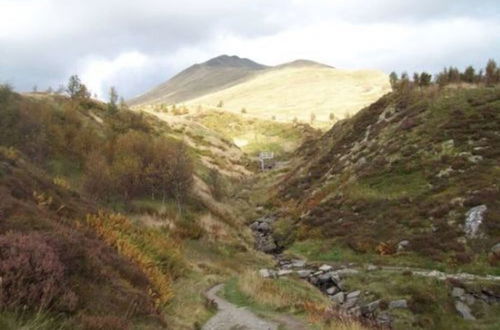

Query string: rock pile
[250,215,281,253]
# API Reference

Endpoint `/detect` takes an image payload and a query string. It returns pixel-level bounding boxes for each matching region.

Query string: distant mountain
[128,55,268,106]
[130,55,391,125]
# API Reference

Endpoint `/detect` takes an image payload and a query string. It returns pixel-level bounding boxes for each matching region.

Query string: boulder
[291,259,306,268]
[464,205,487,238]
[257,222,271,232]
[249,222,259,231]
[397,240,410,252]
[297,269,312,278]
[319,264,333,272]
[331,292,345,304]
[347,290,361,300]
[259,269,275,278]
[367,264,378,271]
[255,235,277,253]
[361,300,381,314]
[326,286,338,295]
[389,299,408,309]
[277,269,293,276]
[491,243,500,257]
[455,301,475,320]
[452,287,465,298]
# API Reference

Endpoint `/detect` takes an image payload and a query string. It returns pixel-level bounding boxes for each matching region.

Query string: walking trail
[202,283,278,330]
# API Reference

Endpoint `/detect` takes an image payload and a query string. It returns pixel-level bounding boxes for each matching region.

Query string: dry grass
[187,66,390,126]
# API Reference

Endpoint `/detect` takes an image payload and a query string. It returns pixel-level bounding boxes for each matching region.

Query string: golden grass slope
[186,64,391,125]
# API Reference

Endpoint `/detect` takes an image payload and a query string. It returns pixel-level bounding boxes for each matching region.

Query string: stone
[361,300,381,314]
[389,299,408,309]
[331,292,345,304]
[464,205,487,238]
[367,264,378,271]
[249,222,259,230]
[259,269,273,278]
[347,290,361,300]
[326,286,338,295]
[465,294,476,306]
[319,264,333,272]
[491,243,500,257]
[397,240,410,252]
[452,287,466,298]
[348,306,362,317]
[455,301,475,320]
[437,167,454,178]
[255,235,277,253]
[291,259,306,268]
[297,270,312,278]
[257,222,271,232]
[376,312,392,327]
[318,272,334,282]
[277,269,293,276]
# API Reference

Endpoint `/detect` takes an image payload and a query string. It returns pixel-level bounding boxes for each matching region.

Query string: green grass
[288,239,500,275]
[341,271,500,329]
[0,311,68,330]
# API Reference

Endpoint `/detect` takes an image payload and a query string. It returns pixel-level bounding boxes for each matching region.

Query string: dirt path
[202,283,279,330]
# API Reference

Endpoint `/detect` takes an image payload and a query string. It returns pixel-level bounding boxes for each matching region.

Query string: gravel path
[202,283,279,330]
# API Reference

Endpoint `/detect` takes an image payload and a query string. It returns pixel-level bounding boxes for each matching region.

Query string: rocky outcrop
[464,205,487,238]
[250,215,281,253]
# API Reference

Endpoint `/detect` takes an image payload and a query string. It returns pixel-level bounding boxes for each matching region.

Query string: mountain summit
[129,55,390,124]
[204,55,268,69]
[128,55,267,106]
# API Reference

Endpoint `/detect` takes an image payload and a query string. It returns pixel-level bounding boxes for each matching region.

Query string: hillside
[187,65,390,124]
[128,55,268,106]
[131,55,391,127]
[273,85,500,272]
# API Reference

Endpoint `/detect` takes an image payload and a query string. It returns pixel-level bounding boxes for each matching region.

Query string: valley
[0,57,499,330]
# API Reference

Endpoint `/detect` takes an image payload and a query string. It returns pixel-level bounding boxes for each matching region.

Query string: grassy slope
[186,65,391,126]
[275,86,500,274]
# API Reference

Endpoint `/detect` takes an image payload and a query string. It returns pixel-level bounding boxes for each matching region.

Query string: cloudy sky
[1,0,499,99]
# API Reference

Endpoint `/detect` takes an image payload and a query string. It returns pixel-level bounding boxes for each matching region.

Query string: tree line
[390,59,500,90]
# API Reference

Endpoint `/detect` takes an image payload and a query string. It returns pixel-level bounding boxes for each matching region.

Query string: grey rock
[318,272,334,282]
[491,242,500,257]
[259,269,275,278]
[452,287,466,298]
[331,292,345,304]
[347,290,361,300]
[255,235,277,253]
[397,240,410,252]
[257,222,271,232]
[319,264,333,272]
[277,269,293,276]
[362,300,381,314]
[455,301,475,320]
[367,264,378,271]
[465,205,487,238]
[348,306,362,317]
[250,222,259,230]
[465,294,476,306]
[389,299,408,309]
[326,286,338,295]
[297,270,312,278]
[291,259,306,268]
[377,312,392,326]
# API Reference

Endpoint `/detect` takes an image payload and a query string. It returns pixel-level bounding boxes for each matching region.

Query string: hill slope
[128,55,268,106]
[187,64,390,124]
[275,85,500,271]
[130,55,391,127]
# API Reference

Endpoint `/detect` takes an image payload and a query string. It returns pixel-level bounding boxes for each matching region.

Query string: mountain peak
[203,55,267,69]
[278,59,333,69]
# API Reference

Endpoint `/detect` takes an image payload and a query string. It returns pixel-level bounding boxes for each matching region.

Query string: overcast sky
[1,0,499,99]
